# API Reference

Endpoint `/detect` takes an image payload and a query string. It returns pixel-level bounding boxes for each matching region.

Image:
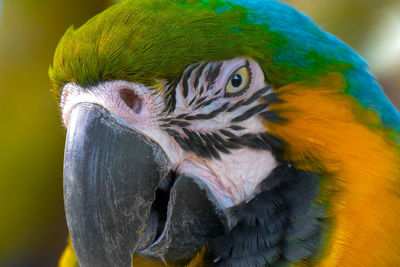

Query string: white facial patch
[178,149,277,207]
[61,57,279,208]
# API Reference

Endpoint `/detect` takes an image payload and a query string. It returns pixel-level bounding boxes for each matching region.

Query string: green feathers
[49,0,400,129]
[49,0,277,98]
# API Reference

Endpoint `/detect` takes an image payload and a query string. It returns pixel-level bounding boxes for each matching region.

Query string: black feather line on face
[261,92,283,103]
[226,99,245,112]
[173,136,191,151]
[195,96,219,109]
[185,102,229,121]
[209,62,224,86]
[194,62,209,90]
[162,122,283,160]
[259,111,286,122]
[206,62,223,85]
[182,63,200,99]
[259,133,284,152]
[198,85,205,96]
[175,113,187,119]
[159,61,285,160]
[214,88,223,96]
[205,64,214,82]
[160,96,285,160]
[194,95,208,108]
[231,103,268,123]
[242,85,272,106]
[164,96,174,115]
[162,72,182,114]
[188,96,196,107]
[208,163,325,266]
[168,120,191,127]
[165,128,180,137]
[220,129,236,138]
[229,125,246,131]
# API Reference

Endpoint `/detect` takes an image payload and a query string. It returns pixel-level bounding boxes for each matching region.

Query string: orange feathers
[268,73,400,266]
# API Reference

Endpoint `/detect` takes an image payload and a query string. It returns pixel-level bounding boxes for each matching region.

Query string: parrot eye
[225,65,251,97]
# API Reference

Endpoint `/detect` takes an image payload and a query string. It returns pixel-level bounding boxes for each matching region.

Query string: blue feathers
[208,0,400,131]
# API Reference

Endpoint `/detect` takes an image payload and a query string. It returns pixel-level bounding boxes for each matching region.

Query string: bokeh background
[0,0,399,266]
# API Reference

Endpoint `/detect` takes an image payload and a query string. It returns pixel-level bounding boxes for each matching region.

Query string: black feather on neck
[207,162,325,267]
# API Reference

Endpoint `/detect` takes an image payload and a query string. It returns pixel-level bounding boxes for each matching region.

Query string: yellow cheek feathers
[268,73,400,266]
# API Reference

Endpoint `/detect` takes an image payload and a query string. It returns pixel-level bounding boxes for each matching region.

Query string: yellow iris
[225,66,250,96]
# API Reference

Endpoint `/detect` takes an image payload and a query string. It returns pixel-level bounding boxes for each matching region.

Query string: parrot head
[50,0,400,266]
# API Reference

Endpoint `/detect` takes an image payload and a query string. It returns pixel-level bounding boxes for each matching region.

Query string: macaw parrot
[50,0,400,266]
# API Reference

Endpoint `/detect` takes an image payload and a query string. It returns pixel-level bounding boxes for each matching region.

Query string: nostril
[119,88,142,114]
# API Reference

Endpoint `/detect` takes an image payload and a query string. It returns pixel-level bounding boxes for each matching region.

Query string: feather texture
[49,0,400,132]
[50,0,400,266]
[208,163,324,266]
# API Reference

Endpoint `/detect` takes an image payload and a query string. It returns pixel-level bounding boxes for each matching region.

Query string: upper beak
[63,103,228,267]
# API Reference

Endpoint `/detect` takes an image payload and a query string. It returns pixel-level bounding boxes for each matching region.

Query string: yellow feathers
[58,237,78,267]
[268,73,400,266]
[59,237,206,267]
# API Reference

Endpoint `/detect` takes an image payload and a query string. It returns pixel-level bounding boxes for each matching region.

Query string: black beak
[63,103,227,267]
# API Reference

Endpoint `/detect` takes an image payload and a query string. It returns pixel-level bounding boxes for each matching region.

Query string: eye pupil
[231,74,242,87]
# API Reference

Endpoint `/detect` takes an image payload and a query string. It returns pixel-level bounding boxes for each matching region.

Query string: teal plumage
[225,0,400,130]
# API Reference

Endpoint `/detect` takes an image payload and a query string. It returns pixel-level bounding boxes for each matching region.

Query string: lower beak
[63,103,227,267]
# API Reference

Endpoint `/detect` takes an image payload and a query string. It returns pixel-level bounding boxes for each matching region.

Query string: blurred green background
[0,0,399,266]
